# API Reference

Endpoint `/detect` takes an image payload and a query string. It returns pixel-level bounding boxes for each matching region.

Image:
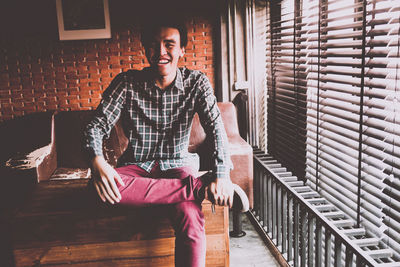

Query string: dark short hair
[140,17,188,48]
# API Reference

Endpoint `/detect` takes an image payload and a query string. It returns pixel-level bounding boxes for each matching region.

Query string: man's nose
[158,44,167,55]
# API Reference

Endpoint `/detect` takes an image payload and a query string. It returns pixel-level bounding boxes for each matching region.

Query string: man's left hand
[208,178,234,208]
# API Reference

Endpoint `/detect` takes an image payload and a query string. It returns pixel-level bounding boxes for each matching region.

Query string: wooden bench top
[11,179,229,267]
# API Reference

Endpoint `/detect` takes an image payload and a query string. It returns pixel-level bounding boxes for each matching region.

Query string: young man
[84,18,248,267]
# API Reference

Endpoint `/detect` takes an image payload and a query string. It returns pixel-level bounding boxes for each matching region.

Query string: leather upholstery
[38,102,253,207]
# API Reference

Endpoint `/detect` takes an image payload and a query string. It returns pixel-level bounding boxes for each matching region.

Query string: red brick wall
[0,1,217,122]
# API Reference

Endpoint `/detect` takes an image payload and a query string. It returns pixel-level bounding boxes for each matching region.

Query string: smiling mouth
[155,58,171,65]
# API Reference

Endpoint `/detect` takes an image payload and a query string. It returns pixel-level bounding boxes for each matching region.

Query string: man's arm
[84,73,127,204]
[195,74,234,207]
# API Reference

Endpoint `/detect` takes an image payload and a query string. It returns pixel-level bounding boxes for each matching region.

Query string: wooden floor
[230,213,280,267]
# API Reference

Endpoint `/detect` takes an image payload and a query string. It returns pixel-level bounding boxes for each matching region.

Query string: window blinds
[266,0,400,260]
[266,0,307,180]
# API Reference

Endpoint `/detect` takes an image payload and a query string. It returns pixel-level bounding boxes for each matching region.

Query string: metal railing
[251,148,399,267]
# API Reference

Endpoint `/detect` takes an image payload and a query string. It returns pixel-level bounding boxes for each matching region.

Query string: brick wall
[0,1,218,122]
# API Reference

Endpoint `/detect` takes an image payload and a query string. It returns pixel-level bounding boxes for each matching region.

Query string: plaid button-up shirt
[84,67,232,179]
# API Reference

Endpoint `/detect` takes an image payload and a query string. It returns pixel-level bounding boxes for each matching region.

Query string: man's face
[145,27,185,78]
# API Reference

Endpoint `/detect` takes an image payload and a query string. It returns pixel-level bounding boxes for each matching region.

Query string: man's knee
[171,201,205,236]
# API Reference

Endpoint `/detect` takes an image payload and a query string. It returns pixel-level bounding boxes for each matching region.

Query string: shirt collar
[146,68,184,91]
[173,68,184,91]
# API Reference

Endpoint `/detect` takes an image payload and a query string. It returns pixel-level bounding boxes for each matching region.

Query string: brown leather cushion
[217,102,240,138]
[54,111,95,169]
[188,114,206,153]
[188,102,239,153]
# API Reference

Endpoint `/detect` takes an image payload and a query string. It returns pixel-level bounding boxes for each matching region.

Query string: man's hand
[91,156,125,204]
[208,178,234,208]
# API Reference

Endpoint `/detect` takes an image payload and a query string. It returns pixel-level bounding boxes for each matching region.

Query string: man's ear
[179,47,185,58]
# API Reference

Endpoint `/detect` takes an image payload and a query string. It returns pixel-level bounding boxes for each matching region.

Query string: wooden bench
[11,179,228,267]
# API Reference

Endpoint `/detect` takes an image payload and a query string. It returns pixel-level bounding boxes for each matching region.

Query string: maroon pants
[115,163,206,267]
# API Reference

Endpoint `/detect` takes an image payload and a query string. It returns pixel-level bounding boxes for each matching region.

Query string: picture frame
[56,0,111,41]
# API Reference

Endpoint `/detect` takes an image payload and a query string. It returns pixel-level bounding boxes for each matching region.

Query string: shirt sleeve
[195,74,233,180]
[84,72,127,159]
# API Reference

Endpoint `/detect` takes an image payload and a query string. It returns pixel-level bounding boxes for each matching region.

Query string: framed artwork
[56,0,111,40]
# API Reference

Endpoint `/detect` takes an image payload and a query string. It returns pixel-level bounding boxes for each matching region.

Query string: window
[266,0,400,259]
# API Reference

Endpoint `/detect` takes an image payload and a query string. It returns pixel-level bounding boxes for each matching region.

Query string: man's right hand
[91,156,125,204]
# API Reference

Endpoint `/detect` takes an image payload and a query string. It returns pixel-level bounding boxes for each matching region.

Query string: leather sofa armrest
[36,142,57,183]
[36,114,57,182]
[227,135,253,156]
[227,134,254,209]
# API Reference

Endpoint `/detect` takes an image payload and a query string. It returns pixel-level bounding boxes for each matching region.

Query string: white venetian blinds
[266,0,400,259]
[266,0,307,180]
